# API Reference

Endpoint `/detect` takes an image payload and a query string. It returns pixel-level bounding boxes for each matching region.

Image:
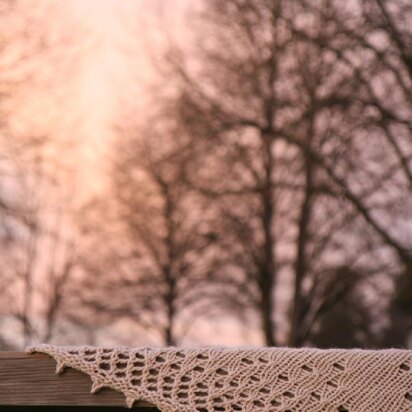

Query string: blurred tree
[310,289,374,349]
[293,0,412,346]
[0,0,86,348]
[77,112,218,346]
[383,262,412,348]
[156,0,411,346]
[0,153,80,347]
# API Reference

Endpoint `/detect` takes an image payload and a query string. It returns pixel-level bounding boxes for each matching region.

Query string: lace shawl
[27,344,412,411]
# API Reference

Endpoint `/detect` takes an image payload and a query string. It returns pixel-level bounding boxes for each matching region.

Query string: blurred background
[0,0,411,350]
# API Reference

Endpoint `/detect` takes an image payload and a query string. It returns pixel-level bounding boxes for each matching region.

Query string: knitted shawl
[27,344,412,412]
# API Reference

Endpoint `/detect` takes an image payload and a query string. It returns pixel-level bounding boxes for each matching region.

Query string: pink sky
[34,0,189,193]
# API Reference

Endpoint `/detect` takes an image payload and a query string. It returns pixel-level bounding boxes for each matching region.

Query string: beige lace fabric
[27,344,412,411]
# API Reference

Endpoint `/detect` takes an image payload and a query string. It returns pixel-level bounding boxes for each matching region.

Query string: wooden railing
[0,352,157,410]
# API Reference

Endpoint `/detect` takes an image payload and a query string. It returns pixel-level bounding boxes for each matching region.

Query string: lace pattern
[27,344,412,411]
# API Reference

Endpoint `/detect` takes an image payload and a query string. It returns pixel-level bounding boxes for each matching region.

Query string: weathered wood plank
[0,352,157,409]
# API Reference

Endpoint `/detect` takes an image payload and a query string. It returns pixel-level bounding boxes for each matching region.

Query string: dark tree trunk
[289,150,315,346]
[258,133,277,346]
[164,267,177,347]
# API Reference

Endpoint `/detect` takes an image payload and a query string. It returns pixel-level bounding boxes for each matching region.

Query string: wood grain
[0,352,157,409]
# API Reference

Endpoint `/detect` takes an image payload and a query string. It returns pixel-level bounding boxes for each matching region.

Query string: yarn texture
[27,344,412,411]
